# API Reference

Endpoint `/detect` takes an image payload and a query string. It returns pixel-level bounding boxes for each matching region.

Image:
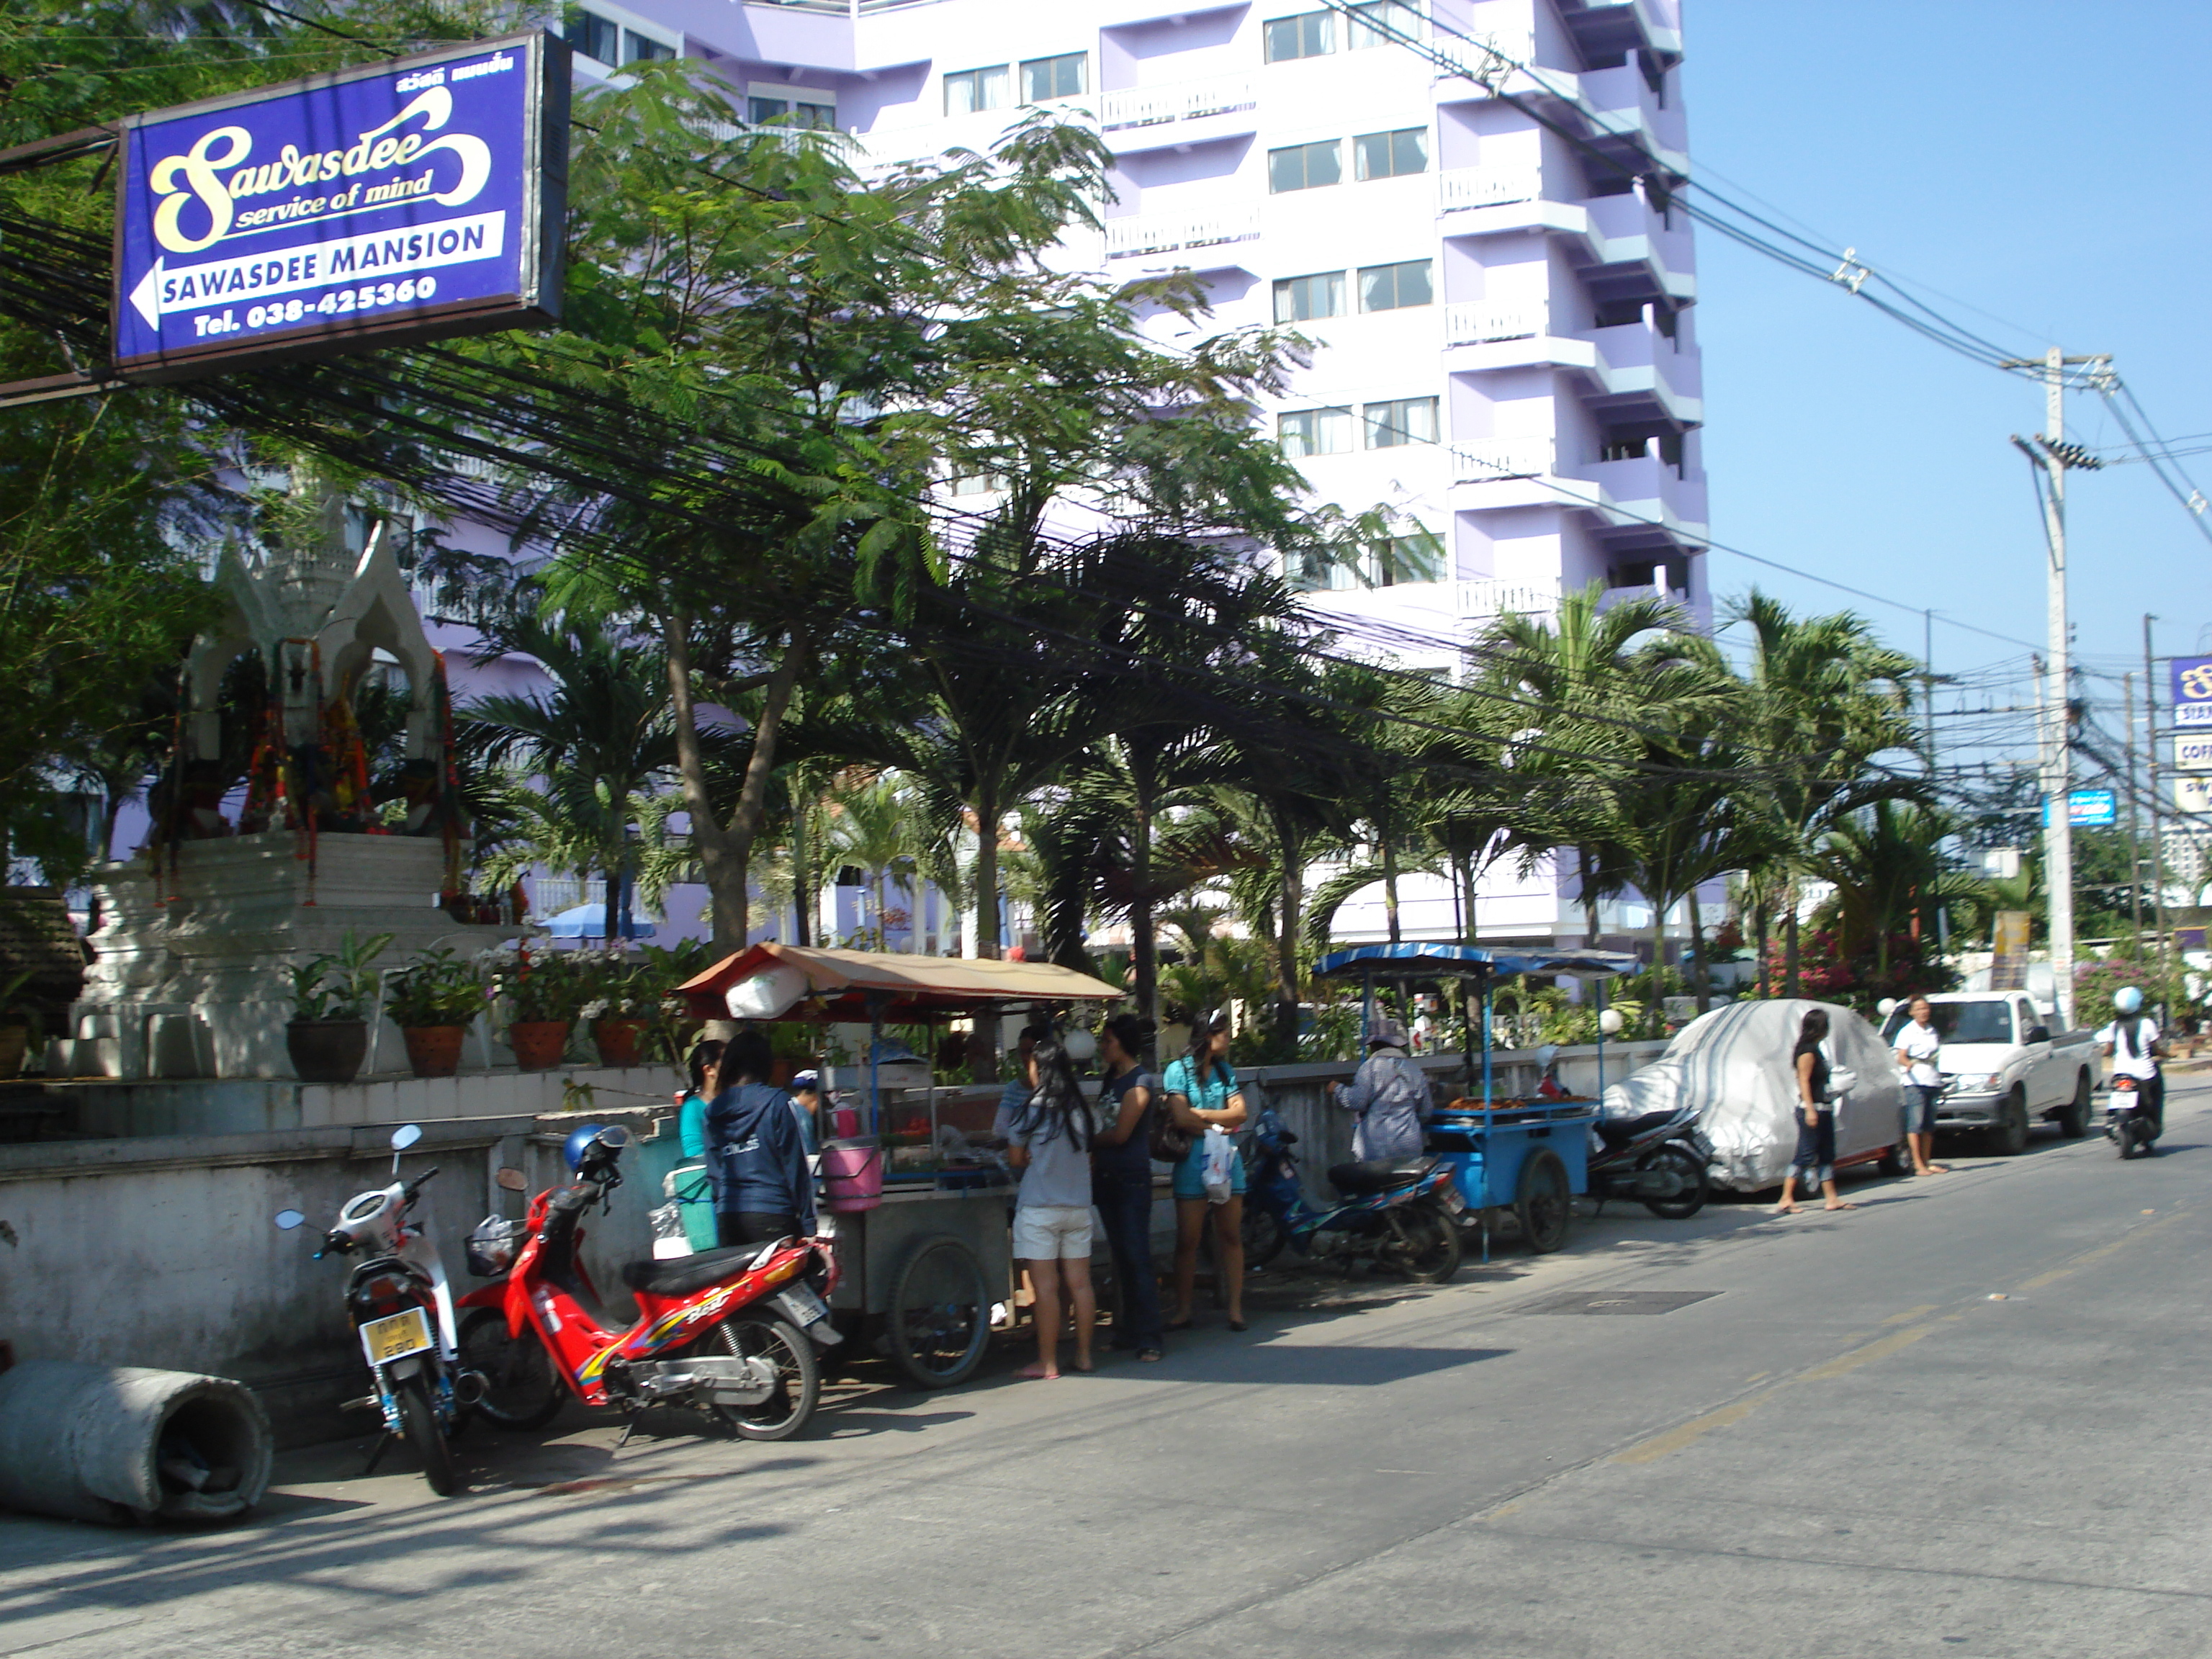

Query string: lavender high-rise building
[499,0,1712,952]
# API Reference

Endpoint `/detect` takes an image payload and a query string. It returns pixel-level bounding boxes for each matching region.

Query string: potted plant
[385,947,485,1079]
[498,947,587,1071]
[0,970,43,1079]
[285,931,392,1084]
[581,950,653,1067]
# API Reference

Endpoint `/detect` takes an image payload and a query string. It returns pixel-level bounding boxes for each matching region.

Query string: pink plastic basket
[820,1139,884,1212]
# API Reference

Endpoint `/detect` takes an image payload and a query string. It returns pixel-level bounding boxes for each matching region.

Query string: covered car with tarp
[1599,999,1910,1191]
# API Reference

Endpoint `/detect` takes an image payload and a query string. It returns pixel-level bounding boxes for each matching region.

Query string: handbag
[1823,1066,1858,1103]
[1148,1102,1193,1163]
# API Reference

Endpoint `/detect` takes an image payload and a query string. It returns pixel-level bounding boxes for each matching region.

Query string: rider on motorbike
[2098,986,2165,1138]
[1330,1016,1433,1161]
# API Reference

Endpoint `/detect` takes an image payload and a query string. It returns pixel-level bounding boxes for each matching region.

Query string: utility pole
[2123,671,2143,950]
[2004,346,2108,1030]
[2145,613,2170,992]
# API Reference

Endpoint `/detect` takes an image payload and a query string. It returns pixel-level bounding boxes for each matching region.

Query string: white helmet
[2113,986,2144,1015]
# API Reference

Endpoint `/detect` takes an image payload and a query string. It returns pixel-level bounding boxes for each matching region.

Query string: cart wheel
[887,1234,992,1389]
[1515,1148,1572,1254]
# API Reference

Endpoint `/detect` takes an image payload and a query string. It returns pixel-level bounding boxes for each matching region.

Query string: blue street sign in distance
[2043,789,2118,829]
[112,32,567,381]
[2172,656,2212,728]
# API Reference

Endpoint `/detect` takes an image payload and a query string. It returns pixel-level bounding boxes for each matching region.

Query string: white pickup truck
[1878,993,2100,1154]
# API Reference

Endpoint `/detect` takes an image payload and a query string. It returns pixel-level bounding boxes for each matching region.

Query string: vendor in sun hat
[1331,1013,1434,1161]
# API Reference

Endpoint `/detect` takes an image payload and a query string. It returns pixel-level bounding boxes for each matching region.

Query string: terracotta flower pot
[508,1020,572,1072]
[287,1019,367,1084]
[591,1018,646,1068]
[402,1024,467,1079]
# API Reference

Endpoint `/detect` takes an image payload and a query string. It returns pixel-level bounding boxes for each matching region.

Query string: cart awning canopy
[677,943,1125,1022]
[1314,943,1640,981]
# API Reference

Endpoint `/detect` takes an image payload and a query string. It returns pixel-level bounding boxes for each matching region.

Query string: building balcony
[1103,203,1260,261]
[1555,0,1682,63]
[1457,576,1563,622]
[1099,74,1256,133]
[1436,166,1543,216]
[1443,301,1547,346]
[1452,437,1555,484]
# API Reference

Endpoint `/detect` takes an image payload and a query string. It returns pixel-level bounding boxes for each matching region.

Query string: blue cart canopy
[1314,943,1638,981]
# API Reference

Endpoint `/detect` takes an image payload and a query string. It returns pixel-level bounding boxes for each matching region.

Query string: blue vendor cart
[1313,943,1637,1256]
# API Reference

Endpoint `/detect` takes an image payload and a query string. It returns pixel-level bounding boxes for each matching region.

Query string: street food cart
[676,945,1123,1388]
[1313,943,1637,1256]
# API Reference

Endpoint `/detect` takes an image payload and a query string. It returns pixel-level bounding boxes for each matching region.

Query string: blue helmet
[2114,986,2144,1015]
[563,1124,608,1173]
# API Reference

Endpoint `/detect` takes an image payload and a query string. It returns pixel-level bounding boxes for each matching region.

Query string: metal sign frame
[108,31,567,383]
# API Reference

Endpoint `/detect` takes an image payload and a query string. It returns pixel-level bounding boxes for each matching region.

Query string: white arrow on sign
[127,258,165,329]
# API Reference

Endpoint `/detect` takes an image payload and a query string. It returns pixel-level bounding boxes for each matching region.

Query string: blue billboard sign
[2042,788,2117,828]
[112,33,567,380]
[2172,656,2212,728]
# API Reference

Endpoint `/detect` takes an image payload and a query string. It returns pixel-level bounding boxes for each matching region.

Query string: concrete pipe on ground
[0,1361,273,1525]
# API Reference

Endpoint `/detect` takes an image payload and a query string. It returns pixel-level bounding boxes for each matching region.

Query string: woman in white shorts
[998,1036,1100,1379]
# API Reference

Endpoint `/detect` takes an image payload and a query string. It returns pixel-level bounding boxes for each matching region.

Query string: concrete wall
[0,1111,667,1445]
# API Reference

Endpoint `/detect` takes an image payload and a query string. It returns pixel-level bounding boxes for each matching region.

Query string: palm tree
[1811,801,1987,980]
[1732,590,1924,992]
[827,773,925,950]
[463,608,678,940]
[1475,584,1683,952]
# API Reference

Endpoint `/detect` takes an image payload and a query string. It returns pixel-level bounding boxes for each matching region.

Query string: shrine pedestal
[61,834,508,1082]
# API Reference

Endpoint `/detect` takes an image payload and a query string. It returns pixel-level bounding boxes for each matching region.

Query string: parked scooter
[455,1124,840,1444]
[2106,1074,2159,1159]
[1583,1100,1713,1220]
[274,1123,472,1496]
[1240,1107,1464,1282]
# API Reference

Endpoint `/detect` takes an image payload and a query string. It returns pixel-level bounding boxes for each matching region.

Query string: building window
[944,65,1010,115]
[562,7,618,65]
[1264,11,1335,62]
[1272,271,1345,323]
[624,30,674,64]
[1354,127,1428,180]
[1278,407,1354,457]
[1268,139,1342,194]
[1358,258,1433,312]
[1364,396,1439,449]
[1348,1,1424,49]
[750,96,837,128]
[1021,52,1087,101]
[949,471,1007,495]
[1372,531,1442,584]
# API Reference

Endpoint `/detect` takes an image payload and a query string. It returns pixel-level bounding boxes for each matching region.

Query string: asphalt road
[4,1076,2208,1659]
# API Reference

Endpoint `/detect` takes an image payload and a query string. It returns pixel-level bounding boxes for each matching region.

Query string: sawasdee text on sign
[112,32,567,380]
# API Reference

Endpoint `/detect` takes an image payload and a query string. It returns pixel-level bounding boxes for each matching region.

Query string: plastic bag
[648,1199,693,1259]
[1200,1126,1236,1204]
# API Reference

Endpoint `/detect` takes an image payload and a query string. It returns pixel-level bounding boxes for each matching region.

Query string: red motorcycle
[454,1125,839,1442]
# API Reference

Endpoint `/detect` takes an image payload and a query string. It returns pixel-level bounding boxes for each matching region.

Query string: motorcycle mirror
[495,1166,529,1192]
[598,1125,631,1150]
[274,1209,307,1231]
[390,1123,423,1151]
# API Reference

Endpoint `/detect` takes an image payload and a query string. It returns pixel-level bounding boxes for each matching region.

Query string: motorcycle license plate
[1439,1184,1469,1214]
[773,1285,831,1327]
[360,1307,433,1366]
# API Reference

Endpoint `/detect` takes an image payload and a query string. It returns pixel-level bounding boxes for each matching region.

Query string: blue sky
[1684,0,2212,752]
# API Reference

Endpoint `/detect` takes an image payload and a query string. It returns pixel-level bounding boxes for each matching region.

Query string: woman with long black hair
[1091,1013,1164,1362]
[1001,1035,1100,1379]
[1776,1007,1856,1214]
[1162,1009,1249,1332]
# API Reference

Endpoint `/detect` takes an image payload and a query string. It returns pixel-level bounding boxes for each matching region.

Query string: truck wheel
[1992,1089,2030,1157]
[2059,1073,2092,1140]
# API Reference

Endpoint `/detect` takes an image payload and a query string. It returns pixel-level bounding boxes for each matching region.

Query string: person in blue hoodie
[704,1029,817,1246]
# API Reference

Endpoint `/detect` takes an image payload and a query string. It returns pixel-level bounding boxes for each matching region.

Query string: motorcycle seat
[1596,1110,1679,1147]
[620,1243,778,1298]
[1326,1158,1434,1197]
